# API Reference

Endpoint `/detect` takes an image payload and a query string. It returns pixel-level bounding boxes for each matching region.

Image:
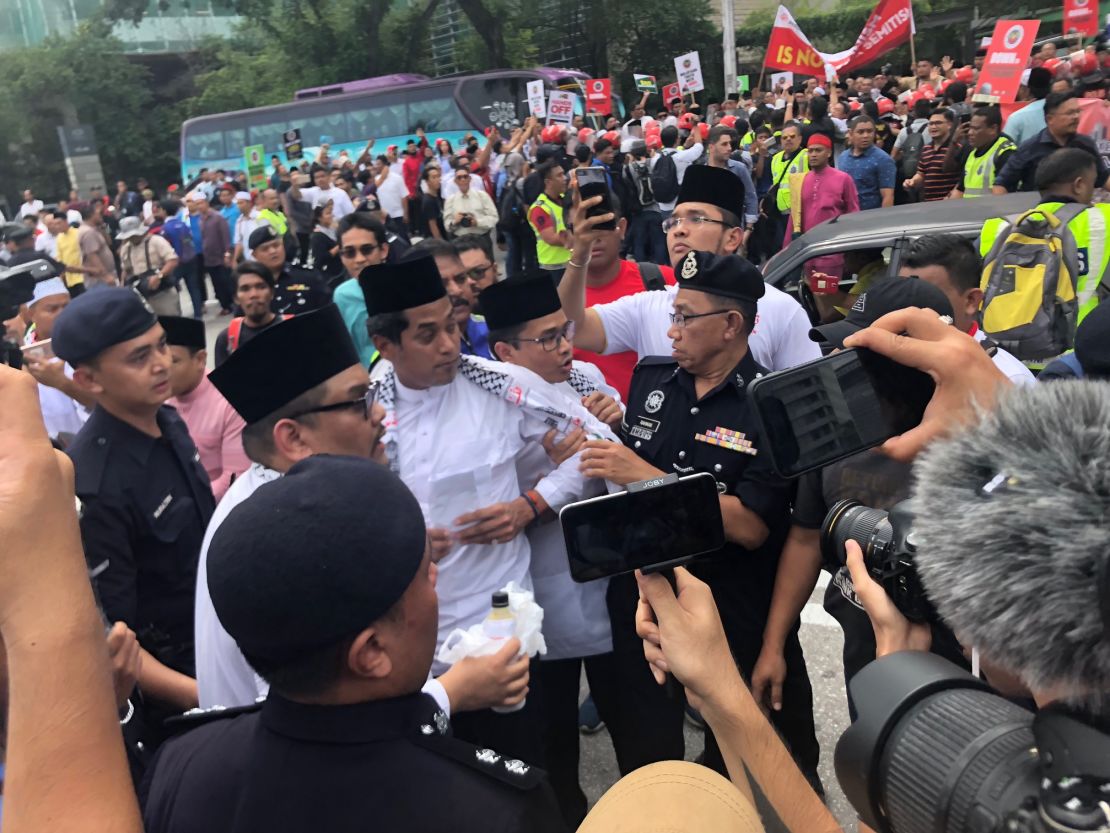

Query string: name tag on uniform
[695,426,757,456]
[630,416,660,441]
[152,492,173,519]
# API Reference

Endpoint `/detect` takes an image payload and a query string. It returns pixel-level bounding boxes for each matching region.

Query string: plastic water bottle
[482,591,524,713]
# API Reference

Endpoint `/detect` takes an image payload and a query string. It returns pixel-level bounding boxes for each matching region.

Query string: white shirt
[658,144,706,212]
[297,185,355,219]
[35,230,57,257]
[388,357,610,673]
[595,282,821,372]
[19,199,43,218]
[143,200,155,224]
[975,329,1035,387]
[517,361,616,660]
[193,463,451,713]
[443,188,498,236]
[38,363,88,439]
[235,209,260,259]
[376,171,408,219]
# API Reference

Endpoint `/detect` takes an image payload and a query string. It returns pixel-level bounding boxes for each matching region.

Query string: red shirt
[574,260,676,400]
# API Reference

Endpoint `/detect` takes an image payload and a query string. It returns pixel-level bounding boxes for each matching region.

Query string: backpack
[650,150,680,204]
[497,179,527,232]
[979,204,1087,362]
[624,159,656,210]
[638,261,666,291]
[159,217,196,264]
[899,122,927,180]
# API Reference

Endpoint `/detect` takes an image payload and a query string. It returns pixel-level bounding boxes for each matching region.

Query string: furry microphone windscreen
[911,381,1110,701]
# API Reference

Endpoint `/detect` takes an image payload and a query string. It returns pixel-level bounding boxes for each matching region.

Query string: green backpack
[980,205,1085,364]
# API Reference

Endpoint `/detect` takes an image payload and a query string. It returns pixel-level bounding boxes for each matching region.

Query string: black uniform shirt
[69,405,214,674]
[622,351,792,633]
[271,265,331,316]
[141,692,568,833]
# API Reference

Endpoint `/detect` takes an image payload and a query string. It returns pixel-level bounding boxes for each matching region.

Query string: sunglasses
[340,243,379,259]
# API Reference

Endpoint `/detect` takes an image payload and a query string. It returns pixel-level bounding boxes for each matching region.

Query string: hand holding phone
[575,167,616,231]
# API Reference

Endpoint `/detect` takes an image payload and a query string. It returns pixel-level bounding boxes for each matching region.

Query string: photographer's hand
[843,307,1009,462]
[845,540,932,657]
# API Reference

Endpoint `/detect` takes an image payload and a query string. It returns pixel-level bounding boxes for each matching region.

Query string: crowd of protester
[0,34,1108,833]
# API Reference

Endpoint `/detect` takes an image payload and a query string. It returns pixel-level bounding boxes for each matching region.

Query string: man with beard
[214,262,290,365]
[404,239,492,359]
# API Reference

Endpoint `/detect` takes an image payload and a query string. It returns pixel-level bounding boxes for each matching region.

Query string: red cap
[877,97,894,115]
[1043,57,1063,75]
[678,113,697,130]
[939,78,952,92]
[644,122,663,136]
[807,133,833,149]
[602,130,621,145]
[541,125,564,144]
[696,122,709,140]
[646,134,663,150]
[849,100,862,112]
[577,127,595,144]
[955,66,974,83]
[1073,52,1098,76]
[920,86,936,100]
[719,114,737,128]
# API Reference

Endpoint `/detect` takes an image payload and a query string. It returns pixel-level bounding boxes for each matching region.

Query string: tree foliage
[0,21,178,203]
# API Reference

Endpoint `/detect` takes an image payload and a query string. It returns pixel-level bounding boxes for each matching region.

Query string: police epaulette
[163,700,262,732]
[635,355,678,369]
[410,731,546,791]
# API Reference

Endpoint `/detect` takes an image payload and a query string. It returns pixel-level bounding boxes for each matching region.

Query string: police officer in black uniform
[578,250,821,791]
[247,224,330,315]
[141,455,567,833]
[53,288,214,716]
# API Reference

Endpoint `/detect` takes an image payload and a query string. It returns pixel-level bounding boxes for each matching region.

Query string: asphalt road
[195,296,858,830]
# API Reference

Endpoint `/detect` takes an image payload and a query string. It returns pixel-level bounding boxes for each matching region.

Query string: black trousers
[536,653,621,828]
[450,657,546,769]
[605,572,822,791]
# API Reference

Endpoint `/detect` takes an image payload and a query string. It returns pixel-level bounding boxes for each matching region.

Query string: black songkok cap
[674,250,766,304]
[207,455,427,664]
[52,286,158,365]
[158,315,206,351]
[208,304,359,424]
[676,164,747,222]
[479,276,560,331]
[359,254,446,316]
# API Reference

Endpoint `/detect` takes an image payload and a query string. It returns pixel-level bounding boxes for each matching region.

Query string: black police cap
[359,254,446,317]
[208,304,359,424]
[248,224,280,251]
[207,455,428,664]
[676,165,747,224]
[674,250,766,304]
[53,286,158,365]
[6,226,33,244]
[479,276,561,331]
[811,277,954,348]
[158,315,206,351]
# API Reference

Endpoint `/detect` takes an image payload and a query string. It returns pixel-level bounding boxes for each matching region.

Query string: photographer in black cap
[141,455,567,833]
[576,250,822,786]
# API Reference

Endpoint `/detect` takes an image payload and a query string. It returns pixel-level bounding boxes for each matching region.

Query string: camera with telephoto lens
[821,499,933,623]
[837,652,1110,833]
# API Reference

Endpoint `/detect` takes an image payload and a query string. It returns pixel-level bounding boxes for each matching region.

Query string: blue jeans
[180,260,205,319]
[629,210,668,266]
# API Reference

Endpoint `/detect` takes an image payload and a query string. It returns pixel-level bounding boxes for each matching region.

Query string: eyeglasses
[661,216,734,233]
[669,309,737,328]
[513,320,576,351]
[465,263,495,282]
[340,243,378,259]
[288,381,380,420]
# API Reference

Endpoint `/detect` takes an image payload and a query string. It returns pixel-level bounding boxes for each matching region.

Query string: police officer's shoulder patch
[164,701,263,733]
[71,432,112,496]
[411,732,546,791]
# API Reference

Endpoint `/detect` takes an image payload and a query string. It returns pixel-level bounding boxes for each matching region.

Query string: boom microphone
[910,380,1110,703]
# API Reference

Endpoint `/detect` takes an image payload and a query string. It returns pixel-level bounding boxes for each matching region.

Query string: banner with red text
[1064,0,1100,37]
[586,78,612,114]
[974,20,1039,103]
[764,0,915,80]
[662,82,682,106]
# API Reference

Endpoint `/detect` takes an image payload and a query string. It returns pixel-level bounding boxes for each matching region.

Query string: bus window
[457,77,527,133]
[224,126,246,158]
[407,86,468,134]
[247,119,289,156]
[185,129,225,161]
[345,101,406,143]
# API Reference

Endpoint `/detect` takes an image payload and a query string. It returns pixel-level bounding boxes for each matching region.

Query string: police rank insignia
[644,390,665,413]
[695,426,757,455]
[680,251,698,280]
